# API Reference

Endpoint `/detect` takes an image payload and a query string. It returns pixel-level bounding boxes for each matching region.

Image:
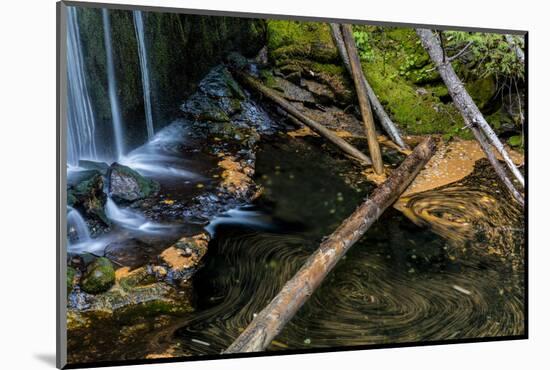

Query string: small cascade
[102,8,125,159]
[105,197,169,233]
[66,7,98,166]
[67,206,91,244]
[133,10,155,139]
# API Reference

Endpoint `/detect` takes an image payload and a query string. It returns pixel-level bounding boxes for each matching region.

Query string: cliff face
[76,7,266,150]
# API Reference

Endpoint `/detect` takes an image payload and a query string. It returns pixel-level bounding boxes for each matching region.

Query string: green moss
[118,267,156,291]
[267,20,338,64]
[67,266,77,295]
[362,56,465,135]
[508,135,523,148]
[81,257,115,294]
[466,77,496,110]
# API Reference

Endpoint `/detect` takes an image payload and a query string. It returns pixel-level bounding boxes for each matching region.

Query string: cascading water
[66,7,98,166]
[102,8,125,160]
[67,206,91,244]
[133,10,155,139]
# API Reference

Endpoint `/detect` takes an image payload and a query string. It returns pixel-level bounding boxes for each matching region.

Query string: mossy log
[340,24,385,174]
[234,71,373,166]
[329,23,408,150]
[416,29,525,197]
[224,137,437,354]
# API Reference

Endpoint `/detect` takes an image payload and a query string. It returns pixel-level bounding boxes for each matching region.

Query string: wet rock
[159,233,210,283]
[78,160,110,175]
[108,163,160,202]
[105,239,157,269]
[67,266,78,295]
[218,156,256,199]
[81,257,115,294]
[181,92,231,122]
[199,66,246,100]
[115,266,156,290]
[68,282,192,317]
[67,169,109,227]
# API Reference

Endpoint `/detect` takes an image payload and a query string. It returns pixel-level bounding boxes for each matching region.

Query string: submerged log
[329,23,409,150]
[340,24,385,174]
[224,137,437,354]
[235,71,373,166]
[416,29,525,191]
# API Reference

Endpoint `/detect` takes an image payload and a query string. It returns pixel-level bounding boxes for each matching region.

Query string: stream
[67,136,524,362]
[64,6,524,363]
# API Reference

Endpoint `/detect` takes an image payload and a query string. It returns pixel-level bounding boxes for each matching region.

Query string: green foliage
[443,31,525,82]
[352,30,375,62]
[507,135,523,148]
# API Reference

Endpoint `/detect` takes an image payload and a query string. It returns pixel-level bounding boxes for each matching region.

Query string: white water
[105,198,170,234]
[133,10,155,139]
[205,207,274,237]
[120,121,201,179]
[67,206,91,243]
[67,207,111,253]
[66,7,98,166]
[102,8,125,160]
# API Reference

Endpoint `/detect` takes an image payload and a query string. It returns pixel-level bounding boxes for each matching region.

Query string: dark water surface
[168,136,524,354]
[68,136,524,362]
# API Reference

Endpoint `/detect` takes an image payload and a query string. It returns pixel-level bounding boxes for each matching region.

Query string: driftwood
[224,137,437,354]
[235,71,373,166]
[416,29,524,190]
[340,24,385,174]
[329,23,408,150]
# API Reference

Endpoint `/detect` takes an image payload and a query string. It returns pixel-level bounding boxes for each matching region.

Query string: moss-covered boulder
[81,257,116,294]
[108,163,160,202]
[67,266,78,295]
[67,169,109,226]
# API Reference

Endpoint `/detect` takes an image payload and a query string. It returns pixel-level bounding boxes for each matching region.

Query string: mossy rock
[466,77,496,110]
[117,267,157,291]
[108,163,160,202]
[267,20,338,64]
[67,170,109,226]
[67,266,77,295]
[81,257,115,294]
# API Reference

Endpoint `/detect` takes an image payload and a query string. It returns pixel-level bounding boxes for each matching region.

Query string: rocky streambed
[66,54,524,364]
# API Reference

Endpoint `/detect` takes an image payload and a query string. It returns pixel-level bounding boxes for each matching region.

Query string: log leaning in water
[234,71,373,166]
[416,29,525,190]
[340,24,385,175]
[224,137,437,354]
[329,23,409,150]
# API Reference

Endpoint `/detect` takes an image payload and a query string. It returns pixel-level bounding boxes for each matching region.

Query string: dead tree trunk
[329,23,409,150]
[505,34,525,65]
[470,122,524,205]
[416,29,525,190]
[234,71,373,166]
[340,24,385,174]
[224,137,437,354]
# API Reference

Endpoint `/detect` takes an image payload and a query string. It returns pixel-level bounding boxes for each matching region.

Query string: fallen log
[234,70,373,166]
[416,28,525,190]
[341,24,385,175]
[224,137,437,354]
[329,23,409,150]
[470,121,524,205]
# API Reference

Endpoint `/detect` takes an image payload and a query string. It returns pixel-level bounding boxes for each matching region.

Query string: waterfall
[67,206,91,244]
[66,7,97,166]
[102,8,125,160]
[133,10,155,139]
